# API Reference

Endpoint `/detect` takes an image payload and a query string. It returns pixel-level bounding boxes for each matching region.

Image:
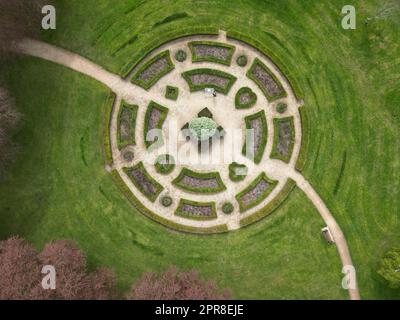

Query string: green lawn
[0,0,399,299]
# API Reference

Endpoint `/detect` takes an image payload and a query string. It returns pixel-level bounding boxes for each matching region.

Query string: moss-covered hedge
[123,162,164,202]
[188,41,235,66]
[111,170,228,234]
[235,87,257,109]
[117,101,138,149]
[102,92,116,166]
[182,68,237,95]
[242,110,268,164]
[236,172,278,212]
[132,50,175,90]
[240,179,296,227]
[270,117,295,163]
[172,168,226,194]
[175,199,217,220]
[144,101,169,149]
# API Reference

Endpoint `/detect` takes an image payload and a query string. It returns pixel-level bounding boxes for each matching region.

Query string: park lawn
[0,0,399,299]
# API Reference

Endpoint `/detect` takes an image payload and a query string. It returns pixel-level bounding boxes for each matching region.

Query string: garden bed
[235,87,257,109]
[118,101,138,149]
[271,117,295,163]
[247,58,286,101]
[242,111,268,164]
[182,69,237,94]
[123,162,164,202]
[172,168,226,194]
[175,199,217,220]
[236,172,278,212]
[188,41,235,65]
[144,101,169,149]
[132,50,175,90]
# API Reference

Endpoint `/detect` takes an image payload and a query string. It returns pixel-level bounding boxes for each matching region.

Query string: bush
[377,247,400,289]
[155,154,175,175]
[165,86,179,101]
[276,103,288,114]
[175,49,187,62]
[161,196,173,207]
[189,117,218,141]
[235,87,257,109]
[222,202,234,214]
[236,55,248,67]
[229,162,248,182]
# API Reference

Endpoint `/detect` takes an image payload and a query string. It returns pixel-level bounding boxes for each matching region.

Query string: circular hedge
[189,117,218,141]
[175,49,187,62]
[235,87,257,109]
[276,103,288,114]
[222,202,234,214]
[155,154,175,175]
[161,196,173,207]
[236,55,248,67]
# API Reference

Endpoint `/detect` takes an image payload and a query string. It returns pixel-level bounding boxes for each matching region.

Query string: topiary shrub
[222,202,234,214]
[235,87,257,109]
[161,196,173,207]
[155,154,175,175]
[276,103,288,114]
[123,150,134,162]
[236,55,248,67]
[229,162,248,182]
[165,85,179,100]
[175,49,187,62]
[189,117,218,141]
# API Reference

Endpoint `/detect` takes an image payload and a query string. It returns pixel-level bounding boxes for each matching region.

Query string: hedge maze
[108,33,304,233]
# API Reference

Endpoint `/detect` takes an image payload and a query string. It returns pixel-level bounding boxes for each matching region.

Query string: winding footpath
[14,37,360,300]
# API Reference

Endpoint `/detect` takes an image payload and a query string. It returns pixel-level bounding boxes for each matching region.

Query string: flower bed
[144,101,169,149]
[236,172,278,212]
[188,41,235,65]
[242,110,268,164]
[270,117,295,163]
[175,199,217,220]
[118,101,138,149]
[173,168,226,194]
[235,87,257,109]
[123,162,164,202]
[132,50,175,90]
[247,58,286,101]
[182,68,237,94]
[155,154,175,175]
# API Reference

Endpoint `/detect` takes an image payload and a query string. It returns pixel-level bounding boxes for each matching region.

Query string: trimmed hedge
[240,179,296,227]
[175,49,187,62]
[222,202,234,214]
[295,106,310,172]
[175,199,217,220]
[242,110,268,164]
[165,85,179,100]
[102,92,117,166]
[182,68,237,95]
[117,101,138,149]
[235,172,278,212]
[155,154,175,175]
[236,55,248,67]
[123,162,164,202]
[276,103,288,114]
[132,50,175,90]
[144,101,169,149]
[229,162,248,182]
[111,170,228,234]
[188,41,235,66]
[161,196,173,207]
[172,168,227,194]
[270,117,295,163]
[247,57,287,102]
[227,31,303,100]
[235,87,257,109]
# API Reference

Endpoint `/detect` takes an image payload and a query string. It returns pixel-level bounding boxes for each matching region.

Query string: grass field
[0,0,399,299]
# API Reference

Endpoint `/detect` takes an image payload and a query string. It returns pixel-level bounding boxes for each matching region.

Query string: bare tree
[128,266,231,300]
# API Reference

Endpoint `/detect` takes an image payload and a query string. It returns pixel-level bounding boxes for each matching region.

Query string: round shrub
[235,87,257,109]
[123,151,134,162]
[155,154,175,175]
[161,196,173,207]
[229,162,248,182]
[222,202,234,214]
[175,50,187,62]
[236,55,248,67]
[276,103,288,114]
[189,117,217,141]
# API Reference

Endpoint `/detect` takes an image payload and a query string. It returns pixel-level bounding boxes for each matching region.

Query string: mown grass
[0,0,399,299]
